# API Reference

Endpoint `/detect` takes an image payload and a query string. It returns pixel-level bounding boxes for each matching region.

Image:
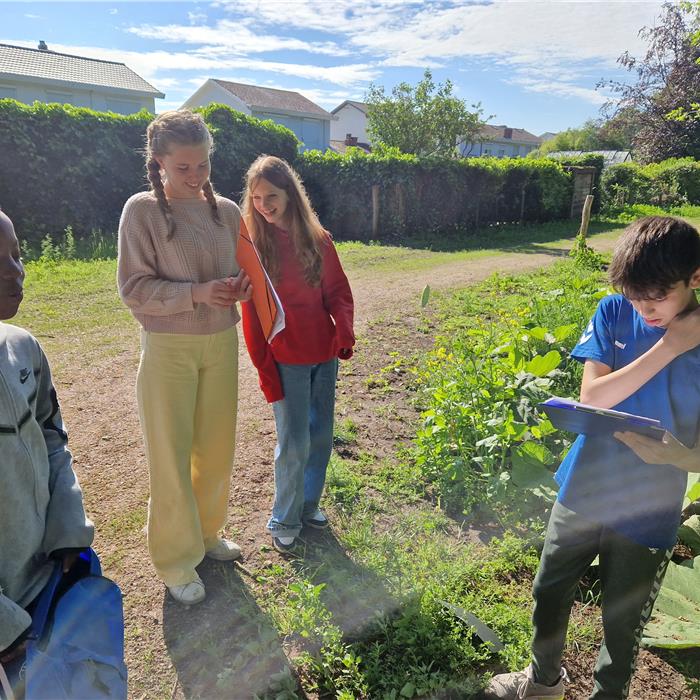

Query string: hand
[338,347,353,360]
[614,430,698,471]
[62,551,79,573]
[0,639,28,664]
[192,279,237,308]
[662,307,700,356]
[226,272,253,302]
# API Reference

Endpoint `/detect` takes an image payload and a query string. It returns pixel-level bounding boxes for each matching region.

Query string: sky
[1,0,669,136]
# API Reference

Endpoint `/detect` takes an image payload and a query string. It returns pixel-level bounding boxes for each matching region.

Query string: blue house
[460,124,542,158]
[182,79,331,152]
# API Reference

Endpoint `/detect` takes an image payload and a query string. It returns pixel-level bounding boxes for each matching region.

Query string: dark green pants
[531,501,671,700]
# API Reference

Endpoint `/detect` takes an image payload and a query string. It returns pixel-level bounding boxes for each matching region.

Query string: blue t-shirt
[555,294,700,549]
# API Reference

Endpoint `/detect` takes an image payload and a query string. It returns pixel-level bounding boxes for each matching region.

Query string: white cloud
[126,18,348,57]
[24,13,42,20]
[346,1,662,67]
[215,0,665,106]
[0,38,377,88]
[108,8,118,15]
[187,11,207,24]
[510,77,609,106]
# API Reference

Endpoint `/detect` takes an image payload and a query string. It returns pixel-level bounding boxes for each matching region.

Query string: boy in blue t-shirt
[485,216,700,700]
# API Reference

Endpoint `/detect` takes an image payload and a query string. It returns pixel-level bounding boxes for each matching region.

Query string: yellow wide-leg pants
[136,327,238,586]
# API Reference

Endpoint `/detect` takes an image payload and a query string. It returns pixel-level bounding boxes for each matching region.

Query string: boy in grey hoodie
[0,209,94,665]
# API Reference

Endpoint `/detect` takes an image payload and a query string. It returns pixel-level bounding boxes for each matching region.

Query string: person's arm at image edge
[580,308,700,409]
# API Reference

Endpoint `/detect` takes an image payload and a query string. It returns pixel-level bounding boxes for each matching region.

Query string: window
[105,98,142,115]
[45,90,74,105]
[0,86,17,99]
[498,149,506,157]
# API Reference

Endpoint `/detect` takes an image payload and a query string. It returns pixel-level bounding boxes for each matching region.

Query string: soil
[53,239,699,699]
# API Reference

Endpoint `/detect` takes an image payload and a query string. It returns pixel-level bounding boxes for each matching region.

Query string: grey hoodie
[0,323,94,652]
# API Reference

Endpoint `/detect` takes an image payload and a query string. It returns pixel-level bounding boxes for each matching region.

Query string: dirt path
[53,236,692,699]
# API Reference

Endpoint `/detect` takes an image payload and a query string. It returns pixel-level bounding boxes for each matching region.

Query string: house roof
[331,100,368,115]
[0,42,164,97]
[329,139,371,154]
[211,79,331,119]
[480,124,542,144]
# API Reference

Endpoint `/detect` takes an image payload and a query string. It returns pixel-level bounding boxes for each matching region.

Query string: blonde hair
[242,155,326,286]
[145,110,221,240]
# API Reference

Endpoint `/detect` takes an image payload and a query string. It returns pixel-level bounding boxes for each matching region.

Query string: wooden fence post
[396,183,406,229]
[579,194,594,242]
[372,185,380,238]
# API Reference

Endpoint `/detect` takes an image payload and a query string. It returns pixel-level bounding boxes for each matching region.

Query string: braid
[147,157,176,240]
[202,180,222,227]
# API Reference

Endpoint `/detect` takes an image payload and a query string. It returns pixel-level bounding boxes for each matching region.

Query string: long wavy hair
[241,155,326,286]
[145,110,221,240]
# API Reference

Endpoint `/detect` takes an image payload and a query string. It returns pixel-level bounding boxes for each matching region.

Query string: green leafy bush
[0,99,298,245]
[601,157,700,210]
[412,263,608,517]
[297,149,573,241]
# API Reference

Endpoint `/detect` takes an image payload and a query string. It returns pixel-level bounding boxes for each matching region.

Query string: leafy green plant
[569,232,606,270]
[411,263,607,518]
[642,556,700,649]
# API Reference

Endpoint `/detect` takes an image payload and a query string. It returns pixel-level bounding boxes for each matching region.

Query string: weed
[334,417,358,446]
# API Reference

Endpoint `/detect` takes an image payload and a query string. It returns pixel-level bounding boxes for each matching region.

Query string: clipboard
[236,220,285,342]
[539,396,667,440]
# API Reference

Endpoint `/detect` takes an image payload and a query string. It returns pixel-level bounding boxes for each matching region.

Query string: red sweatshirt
[242,229,355,402]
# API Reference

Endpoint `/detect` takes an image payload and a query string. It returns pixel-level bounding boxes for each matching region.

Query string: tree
[365,69,486,158]
[600,1,700,163]
[535,114,636,157]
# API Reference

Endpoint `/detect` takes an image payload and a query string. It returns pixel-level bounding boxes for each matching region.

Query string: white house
[460,124,542,158]
[182,79,332,151]
[330,100,371,145]
[0,41,163,114]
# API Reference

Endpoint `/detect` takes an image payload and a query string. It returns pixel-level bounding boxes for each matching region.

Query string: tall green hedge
[297,148,572,240]
[601,158,700,209]
[0,100,298,245]
[1,98,578,245]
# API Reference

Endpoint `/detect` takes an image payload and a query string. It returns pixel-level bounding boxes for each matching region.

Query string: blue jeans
[267,359,338,538]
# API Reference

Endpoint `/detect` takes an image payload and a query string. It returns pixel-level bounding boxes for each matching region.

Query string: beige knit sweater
[117,191,242,334]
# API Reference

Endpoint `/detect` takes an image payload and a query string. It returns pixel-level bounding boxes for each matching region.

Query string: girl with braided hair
[117,110,252,605]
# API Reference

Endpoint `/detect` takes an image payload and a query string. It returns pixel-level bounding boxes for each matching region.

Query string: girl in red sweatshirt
[241,156,355,553]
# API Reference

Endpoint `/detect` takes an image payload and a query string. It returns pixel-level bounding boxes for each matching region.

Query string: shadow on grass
[290,527,400,642]
[378,219,627,255]
[289,528,489,699]
[162,558,305,699]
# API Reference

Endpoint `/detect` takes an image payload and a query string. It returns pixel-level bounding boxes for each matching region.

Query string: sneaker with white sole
[205,538,242,561]
[272,536,298,554]
[483,665,567,699]
[168,576,206,606]
[303,510,328,529]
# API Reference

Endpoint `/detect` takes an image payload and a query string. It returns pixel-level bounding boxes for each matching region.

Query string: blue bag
[23,549,127,700]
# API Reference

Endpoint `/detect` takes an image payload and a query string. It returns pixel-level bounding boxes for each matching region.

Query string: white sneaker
[483,665,566,699]
[205,538,242,561]
[168,576,206,606]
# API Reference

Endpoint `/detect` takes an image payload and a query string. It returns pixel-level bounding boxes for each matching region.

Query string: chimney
[38,40,48,51]
[503,127,513,139]
[344,133,358,146]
